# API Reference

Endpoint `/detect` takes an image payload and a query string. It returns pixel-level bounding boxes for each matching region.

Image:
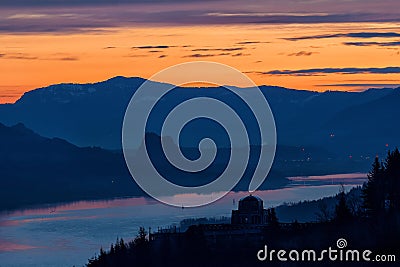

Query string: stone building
[231,195,268,225]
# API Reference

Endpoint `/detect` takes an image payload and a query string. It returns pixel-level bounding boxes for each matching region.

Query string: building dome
[238,195,263,212]
[232,195,267,225]
[240,195,263,203]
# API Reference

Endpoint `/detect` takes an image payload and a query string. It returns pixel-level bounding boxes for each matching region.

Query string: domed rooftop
[232,194,267,225]
[238,195,264,212]
[240,195,263,203]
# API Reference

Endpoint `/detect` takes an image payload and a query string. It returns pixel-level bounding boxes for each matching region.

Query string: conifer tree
[335,185,352,222]
[384,148,400,211]
[362,157,384,216]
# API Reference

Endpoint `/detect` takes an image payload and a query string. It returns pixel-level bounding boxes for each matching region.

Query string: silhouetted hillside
[0,122,140,210]
[321,88,400,153]
[275,187,363,223]
[0,123,374,210]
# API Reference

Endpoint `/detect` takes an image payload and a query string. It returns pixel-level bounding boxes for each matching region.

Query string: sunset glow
[1,1,399,103]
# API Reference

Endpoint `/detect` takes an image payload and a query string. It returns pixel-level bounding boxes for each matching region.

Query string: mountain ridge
[0,76,398,155]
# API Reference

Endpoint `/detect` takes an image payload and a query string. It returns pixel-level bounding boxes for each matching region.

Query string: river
[0,173,366,267]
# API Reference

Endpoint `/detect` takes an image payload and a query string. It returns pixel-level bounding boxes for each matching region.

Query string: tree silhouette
[362,148,400,216]
[134,227,148,246]
[316,201,331,222]
[267,208,279,228]
[384,148,400,212]
[362,156,385,216]
[334,185,353,222]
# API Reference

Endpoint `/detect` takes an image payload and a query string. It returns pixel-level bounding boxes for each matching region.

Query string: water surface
[0,173,366,267]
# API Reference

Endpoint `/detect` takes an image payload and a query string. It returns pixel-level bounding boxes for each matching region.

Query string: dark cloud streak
[57,57,79,61]
[132,45,171,49]
[236,41,260,45]
[317,83,400,87]
[3,53,38,60]
[265,67,400,76]
[1,8,400,34]
[0,0,198,7]
[232,53,249,57]
[183,53,221,58]
[0,52,80,61]
[285,32,400,41]
[344,41,400,47]
[287,51,316,56]
[191,47,244,52]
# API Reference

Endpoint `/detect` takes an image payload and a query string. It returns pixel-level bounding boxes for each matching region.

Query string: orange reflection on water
[288,172,367,181]
[0,240,38,252]
[1,196,154,219]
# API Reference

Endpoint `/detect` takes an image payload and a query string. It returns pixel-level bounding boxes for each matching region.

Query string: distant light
[385,144,389,147]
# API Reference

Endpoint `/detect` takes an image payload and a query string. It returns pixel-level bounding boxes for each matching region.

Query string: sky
[0,0,399,103]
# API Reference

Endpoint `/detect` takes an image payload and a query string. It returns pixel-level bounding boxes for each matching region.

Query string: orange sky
[1,22,400,103]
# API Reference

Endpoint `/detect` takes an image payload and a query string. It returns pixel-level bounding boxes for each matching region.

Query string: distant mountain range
[0,76,398,157]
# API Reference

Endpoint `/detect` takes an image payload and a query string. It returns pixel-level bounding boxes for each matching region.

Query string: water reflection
[288,172,367,184]
[0,173,366,267]
[0,240,38,252]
